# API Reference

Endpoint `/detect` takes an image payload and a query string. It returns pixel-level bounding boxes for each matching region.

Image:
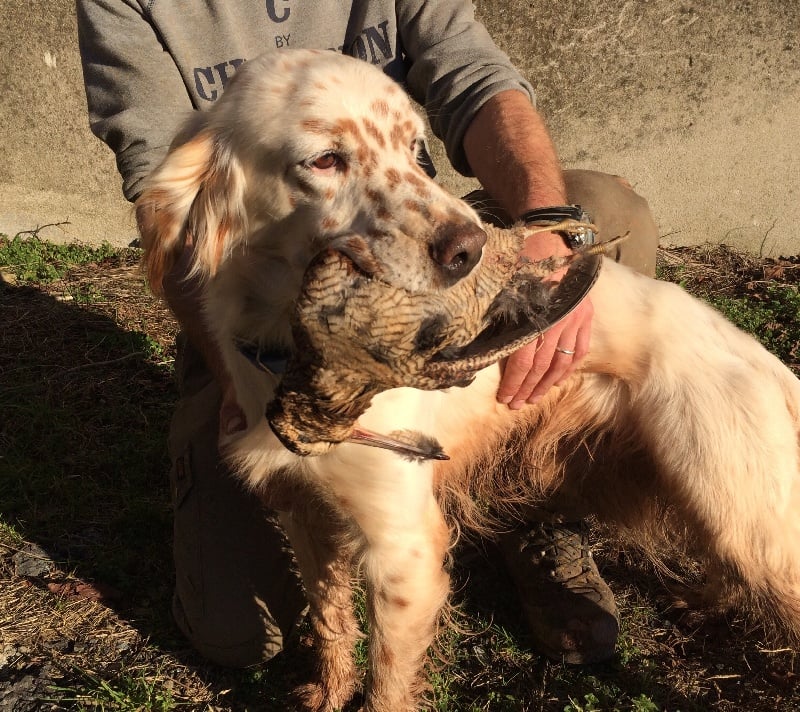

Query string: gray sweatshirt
[77,0,535,201]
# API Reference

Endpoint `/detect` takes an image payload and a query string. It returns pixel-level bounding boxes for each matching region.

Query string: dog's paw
[293,679,358,712]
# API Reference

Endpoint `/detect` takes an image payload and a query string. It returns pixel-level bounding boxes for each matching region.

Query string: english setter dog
[137,49,800,711]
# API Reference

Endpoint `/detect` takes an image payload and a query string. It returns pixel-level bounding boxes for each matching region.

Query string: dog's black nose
[430,222,486,285]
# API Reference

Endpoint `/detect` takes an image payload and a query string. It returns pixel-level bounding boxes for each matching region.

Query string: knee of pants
[564,169,659,277]
[172,590,291,667]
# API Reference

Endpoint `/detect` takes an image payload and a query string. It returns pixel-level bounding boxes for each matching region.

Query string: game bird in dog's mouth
[267,221,621,459]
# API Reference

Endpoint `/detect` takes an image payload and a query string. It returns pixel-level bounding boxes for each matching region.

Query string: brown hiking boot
[498,521,619,664]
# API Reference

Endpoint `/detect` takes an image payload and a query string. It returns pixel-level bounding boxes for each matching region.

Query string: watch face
[567,222,595,248]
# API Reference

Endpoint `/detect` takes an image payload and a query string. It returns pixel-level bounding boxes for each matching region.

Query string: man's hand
[496,230,593,409]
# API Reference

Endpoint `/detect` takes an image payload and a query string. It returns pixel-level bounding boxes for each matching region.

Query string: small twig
[758,218,778,258]
[60,352,146,374]
[12,222,72,240]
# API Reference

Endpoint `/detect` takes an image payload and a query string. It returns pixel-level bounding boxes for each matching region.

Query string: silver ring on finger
[555,347,576,355]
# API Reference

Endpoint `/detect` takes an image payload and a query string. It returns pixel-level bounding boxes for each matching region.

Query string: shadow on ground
[0,278,311,709]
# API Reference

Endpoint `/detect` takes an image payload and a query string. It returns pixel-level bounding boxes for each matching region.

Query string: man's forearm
[463,89,567,223]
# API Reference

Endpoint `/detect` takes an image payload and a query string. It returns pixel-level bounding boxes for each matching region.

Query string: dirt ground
[1,240,799,710]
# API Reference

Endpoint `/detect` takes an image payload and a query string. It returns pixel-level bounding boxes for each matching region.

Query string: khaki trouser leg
[168,335,307,667]
[563,169,658,277]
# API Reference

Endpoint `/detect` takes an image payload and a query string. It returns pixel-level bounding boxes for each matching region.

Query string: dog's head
[137,49,486,298]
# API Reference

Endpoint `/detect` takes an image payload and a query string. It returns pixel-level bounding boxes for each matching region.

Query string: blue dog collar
[236,340,291,375]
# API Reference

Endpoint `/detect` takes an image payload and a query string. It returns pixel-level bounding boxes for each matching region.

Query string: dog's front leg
[319,444,451,712]
[280,496,362,712]
[360,497,450,712]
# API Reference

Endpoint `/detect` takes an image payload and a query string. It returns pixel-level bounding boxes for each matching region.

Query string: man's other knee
[564,169,659,277]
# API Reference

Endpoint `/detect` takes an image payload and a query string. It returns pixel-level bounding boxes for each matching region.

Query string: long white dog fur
[137,49,800,711]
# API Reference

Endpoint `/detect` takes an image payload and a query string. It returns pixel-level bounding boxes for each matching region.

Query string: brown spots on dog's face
[403,200,431,220]
[357,144,378,172]
[302,118,332,135]
[363,188,391,222]
[362,119,386,148]
[402,170,431,202]
[385,168,401,189]
[389,124,405,151]
[403,171,426,189]
[389,120,415,151]
[332,117,363,141]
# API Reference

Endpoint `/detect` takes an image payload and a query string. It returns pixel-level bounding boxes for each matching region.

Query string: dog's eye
[309,152,343,172]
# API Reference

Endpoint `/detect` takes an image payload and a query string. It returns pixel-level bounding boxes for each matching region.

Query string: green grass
[709,285,800,365]
[49,666,176,712]
[0,234,178,655]
[0,232,118,283]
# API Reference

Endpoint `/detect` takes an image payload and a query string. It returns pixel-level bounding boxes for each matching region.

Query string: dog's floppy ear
[136,127,247,296]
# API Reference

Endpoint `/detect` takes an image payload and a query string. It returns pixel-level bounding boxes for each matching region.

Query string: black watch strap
[520,205,595,249]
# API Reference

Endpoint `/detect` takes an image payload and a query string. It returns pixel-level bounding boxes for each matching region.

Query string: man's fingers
[496,297,593,407]
[555,314,592,386]
[496,340,542,406]
[524,326,576,403]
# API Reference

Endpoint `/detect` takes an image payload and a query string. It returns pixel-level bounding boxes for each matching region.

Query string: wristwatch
[519,205,595,249]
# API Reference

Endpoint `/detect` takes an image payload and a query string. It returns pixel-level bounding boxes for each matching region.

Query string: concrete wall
[1,0,135,245]
[2,0,798,254]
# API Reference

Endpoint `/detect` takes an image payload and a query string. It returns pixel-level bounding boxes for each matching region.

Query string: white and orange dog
[137,49,800,711]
